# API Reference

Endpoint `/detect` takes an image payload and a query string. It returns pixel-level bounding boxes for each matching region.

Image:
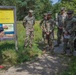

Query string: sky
[52,0,59,4]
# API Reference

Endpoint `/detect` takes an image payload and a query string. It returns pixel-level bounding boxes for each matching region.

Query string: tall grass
[0,21,76,75]
[0,21,43,65]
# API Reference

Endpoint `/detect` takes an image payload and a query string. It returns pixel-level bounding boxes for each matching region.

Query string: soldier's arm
[33,17,35,25]
[69,19,76,33]
[73,23,76,31]
[69,18,76,33]
[73,19,76,31]
[55,16,59,27]
[53,20,56,27]
[40,19,44,27]
[63,18,67,32]
[23,16,27,28]
[51,20,55,31]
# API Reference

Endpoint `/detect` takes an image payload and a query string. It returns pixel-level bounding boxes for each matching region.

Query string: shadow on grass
[0,42,15,50]
[35,40,46,51]
[0,51,3,65]
[0,42,15,65]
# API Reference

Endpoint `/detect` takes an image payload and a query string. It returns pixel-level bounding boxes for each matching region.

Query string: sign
[0,10,14,23]
[0,6,18,51]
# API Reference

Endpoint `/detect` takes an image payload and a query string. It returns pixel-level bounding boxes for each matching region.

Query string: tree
[60,0,76,13]
[0,0,53,20]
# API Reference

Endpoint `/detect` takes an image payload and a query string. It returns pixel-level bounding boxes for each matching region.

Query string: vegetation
[0,0,76,74]
[54,0,76,15]
[62,57,76,75]
[0,0,52,20]
[0,0,76,20]
[0,21,42,65]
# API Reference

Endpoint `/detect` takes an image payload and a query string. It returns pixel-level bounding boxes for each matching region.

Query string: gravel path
[0,42,71,75]
[0,54,70,75]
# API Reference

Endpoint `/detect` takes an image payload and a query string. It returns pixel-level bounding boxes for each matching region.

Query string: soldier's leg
[42,31,44,41]
[74,38,76,51]
[49,34,54,52]
[63,38,68,53]
[57,28,63,44]
[52,29,54,40]
[69,37,74,55]
[45,34,48,44]
[44,32,46,42]
[49,39,54,53]
[24,29,30,47]
[47,34,50,45]
[55,28,62,47]
[29,31,34,47]
[44,32,47,44]
[57,28,60,44]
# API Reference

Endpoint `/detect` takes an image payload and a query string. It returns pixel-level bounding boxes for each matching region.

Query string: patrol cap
[47,11,52,15]
[61,7,65,11]
[29,10,33,13]
[43,13,47,16]
[67,10,73,14]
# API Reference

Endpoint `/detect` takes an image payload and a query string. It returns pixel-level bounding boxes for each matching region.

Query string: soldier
[55,7,67,47]
[23,10,35,48]
[40,13,47,42]
[44,12,55,52]
[63,10,76,55]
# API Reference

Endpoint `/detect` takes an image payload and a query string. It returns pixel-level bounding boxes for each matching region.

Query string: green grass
[0,21,76,75]
[0,21,43,65]
[62,56,76,75]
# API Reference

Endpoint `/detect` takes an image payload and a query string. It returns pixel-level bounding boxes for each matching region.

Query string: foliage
[0,0,52,20]
[34,0,52,20]
[0,0,76,19]
[62,57,76,75]
[59,0,76,14]
[52,0,76,18]
[0,21,42,65]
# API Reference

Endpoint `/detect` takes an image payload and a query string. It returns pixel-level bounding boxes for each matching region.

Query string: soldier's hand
[50,30,52,33]
[59,27,63,29]
[46,32,49,35]
[44,29,46,32]
[64,31,68,35]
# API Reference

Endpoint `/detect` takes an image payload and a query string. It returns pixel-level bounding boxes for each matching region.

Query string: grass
[0,21,43,65]
[0,21,76,75]
[62,56,76,75]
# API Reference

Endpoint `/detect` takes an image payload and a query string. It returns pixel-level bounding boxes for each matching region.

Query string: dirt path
[0,42,71,75]
[0,54,70,75]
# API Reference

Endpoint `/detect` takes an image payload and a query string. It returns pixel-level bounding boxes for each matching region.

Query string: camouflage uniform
[23,11,35,47]
[40,13,47,41]
[55,7,67,46]
[44,18,55,50]
[63,10,76,54]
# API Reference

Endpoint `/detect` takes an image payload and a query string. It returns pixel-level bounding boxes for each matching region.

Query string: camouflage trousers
[45,32,54,50]
[57,28,63,44]
[42,31,46,41]
[42,30,54,41]
[63,35,74,53]
[24,28,34,47]
[74,37,76,50]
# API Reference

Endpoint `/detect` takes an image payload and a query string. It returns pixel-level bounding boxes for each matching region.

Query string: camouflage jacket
[40,19,47,29]
[64,17,76,34]
[43,19,55,33]
[23,15,35,28]
[57,13,67,27]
